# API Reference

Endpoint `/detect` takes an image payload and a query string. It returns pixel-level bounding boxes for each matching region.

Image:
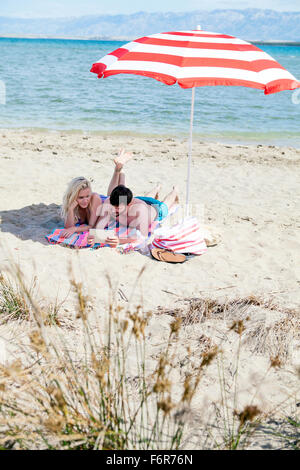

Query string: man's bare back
[98,197,156,237]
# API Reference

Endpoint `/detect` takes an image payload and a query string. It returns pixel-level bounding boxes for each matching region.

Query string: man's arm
[95,200,112,229]
[88,194,103,228]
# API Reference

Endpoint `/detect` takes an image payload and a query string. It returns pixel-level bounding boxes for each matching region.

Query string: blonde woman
[60,149,132,238]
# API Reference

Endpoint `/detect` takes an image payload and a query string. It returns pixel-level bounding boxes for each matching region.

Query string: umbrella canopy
[91,29,300,94]
[90,29,300,207]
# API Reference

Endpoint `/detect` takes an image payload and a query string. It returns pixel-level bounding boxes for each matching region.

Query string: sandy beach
[0,129,299,449]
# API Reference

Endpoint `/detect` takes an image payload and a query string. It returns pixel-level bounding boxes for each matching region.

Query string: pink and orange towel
[45,220,159,253]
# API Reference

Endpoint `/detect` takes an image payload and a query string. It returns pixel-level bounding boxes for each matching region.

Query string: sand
[0,129,299,449]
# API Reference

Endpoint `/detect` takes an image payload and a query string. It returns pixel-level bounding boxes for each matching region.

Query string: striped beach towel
[45,228,92,248]
[45,220,160,253]
[152,217,207,255]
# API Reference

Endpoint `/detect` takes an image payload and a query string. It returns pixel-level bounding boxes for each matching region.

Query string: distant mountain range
[0,9,300,42]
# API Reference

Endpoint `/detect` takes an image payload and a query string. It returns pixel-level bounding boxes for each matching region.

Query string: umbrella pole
[185,86,195,215]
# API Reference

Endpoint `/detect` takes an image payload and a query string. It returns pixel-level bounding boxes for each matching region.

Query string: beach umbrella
[90,27,300,207]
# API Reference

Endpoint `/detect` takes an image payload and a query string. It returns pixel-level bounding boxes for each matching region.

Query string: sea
[0,37,299,147]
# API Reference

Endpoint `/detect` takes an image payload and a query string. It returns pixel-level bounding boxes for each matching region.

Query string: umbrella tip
[196,25,201,30]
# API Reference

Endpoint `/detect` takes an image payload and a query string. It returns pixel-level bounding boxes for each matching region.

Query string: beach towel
[45,204,181,254]
[45,220,160,253]
[152,216,208,255]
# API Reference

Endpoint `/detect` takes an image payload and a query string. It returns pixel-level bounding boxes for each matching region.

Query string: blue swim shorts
[100,194,168,222]
[136,196,168,221]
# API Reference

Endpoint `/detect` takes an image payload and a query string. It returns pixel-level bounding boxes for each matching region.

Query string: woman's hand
[105,235,119,248]
[60,227,76,238]
[70,199,79,210]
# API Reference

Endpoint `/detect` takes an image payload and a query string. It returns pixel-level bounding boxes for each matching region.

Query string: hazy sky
[0,0,299,18]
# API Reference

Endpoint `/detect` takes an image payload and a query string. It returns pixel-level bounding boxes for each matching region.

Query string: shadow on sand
[0,203,62,245]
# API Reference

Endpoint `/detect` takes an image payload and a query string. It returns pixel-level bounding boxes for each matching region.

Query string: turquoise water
[0,37,299,146]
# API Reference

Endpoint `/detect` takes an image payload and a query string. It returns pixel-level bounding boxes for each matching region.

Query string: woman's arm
[62,200,92,237]
[64,200,79,229]
[60,224,91,238]
[62,194,102,237]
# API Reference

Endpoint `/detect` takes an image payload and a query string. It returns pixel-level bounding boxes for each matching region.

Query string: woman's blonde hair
[61,177,92,223]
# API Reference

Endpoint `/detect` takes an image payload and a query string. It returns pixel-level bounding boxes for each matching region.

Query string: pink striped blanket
[45,220,159,254]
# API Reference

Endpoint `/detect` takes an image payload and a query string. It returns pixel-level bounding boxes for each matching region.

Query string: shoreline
[1,35,300,45]
[1,126,300,149]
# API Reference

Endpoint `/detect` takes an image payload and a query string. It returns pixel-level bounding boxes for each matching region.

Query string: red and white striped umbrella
[91,28,300,205]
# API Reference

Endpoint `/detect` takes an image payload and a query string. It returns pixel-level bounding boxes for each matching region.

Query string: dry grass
[0,272,63,327]
[157,294,300,364]
[0,273,34,322]
[0,266,219,450]
[0,264,299,450]
[155,294,300,449]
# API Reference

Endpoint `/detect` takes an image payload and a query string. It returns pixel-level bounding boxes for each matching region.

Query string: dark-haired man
[94,185,178,248]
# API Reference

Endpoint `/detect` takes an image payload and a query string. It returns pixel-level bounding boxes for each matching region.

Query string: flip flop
[151,248,186,263]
